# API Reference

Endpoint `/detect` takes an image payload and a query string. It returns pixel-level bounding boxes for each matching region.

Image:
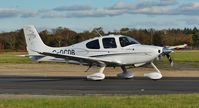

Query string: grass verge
[171,50,199,62]
[0,52,31,63]
[0,94,198,108]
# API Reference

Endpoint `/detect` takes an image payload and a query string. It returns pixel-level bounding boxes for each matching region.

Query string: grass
[192,64,199,68]
[0,52,32,63]
[171,50,199,62]
[0,50,198,63]
[0,94,198,108]
[153,50,199,64]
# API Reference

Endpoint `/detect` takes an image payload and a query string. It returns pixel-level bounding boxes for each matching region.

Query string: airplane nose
[162,47,173,55]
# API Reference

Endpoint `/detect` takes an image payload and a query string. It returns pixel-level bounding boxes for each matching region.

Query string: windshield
[119,36,140,47]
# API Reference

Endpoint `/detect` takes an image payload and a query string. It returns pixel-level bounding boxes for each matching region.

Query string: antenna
[95,29,102,37]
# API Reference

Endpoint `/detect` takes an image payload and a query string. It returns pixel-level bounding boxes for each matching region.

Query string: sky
[0,0,199,32]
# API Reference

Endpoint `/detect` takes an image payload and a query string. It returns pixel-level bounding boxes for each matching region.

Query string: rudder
[23,25,49,55]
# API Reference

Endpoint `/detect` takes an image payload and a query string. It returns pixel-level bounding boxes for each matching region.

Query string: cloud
[41,11,63,18]
[41,0,178,18]
[106,0,177,16]
[175,2,199,15]
[53,5,92,11]
[130,6,173,15]
[134,0,177,10]
[0,8,19,18]
[108,2,137,10]
[67,8,125,18]
[2,0,199,19]
[130,21,178,28]
[106,1,199,17]
[0,8,38,19]
[182,2,199,10]
[109,0,177,10]
[21,11,38,18]
[160,0,177,5]
[40,0,179,18]
[42,8,125,18]
[150,0,177,6]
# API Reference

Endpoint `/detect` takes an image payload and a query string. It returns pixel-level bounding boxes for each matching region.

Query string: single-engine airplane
[23,25,173,80]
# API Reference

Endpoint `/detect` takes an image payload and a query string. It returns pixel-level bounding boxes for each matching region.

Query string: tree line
[0,27,199,51]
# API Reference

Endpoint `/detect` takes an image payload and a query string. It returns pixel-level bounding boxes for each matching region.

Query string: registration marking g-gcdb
[52,49,75,55]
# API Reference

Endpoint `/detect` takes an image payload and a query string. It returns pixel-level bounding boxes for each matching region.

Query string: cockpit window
[119,36,140,47]
[102,38,117,48]
[86,39,100,49]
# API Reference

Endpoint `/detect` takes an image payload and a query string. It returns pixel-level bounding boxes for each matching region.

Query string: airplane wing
[39,52,120,67]
[166,44,187,50]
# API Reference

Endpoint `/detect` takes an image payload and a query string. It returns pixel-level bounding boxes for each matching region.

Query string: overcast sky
[0,0,199,32]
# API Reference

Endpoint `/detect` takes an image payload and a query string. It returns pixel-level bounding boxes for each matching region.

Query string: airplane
[23,25,173,81]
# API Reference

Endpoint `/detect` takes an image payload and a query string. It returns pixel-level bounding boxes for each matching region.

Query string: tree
[5,34,16,50]
[153,32,163,46]
[192,33,199,48]
[40,30,52,46]
[52,27,77,46]
[0,27,196,51]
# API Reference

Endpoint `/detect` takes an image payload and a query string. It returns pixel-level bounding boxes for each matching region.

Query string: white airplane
[23,25,173,80]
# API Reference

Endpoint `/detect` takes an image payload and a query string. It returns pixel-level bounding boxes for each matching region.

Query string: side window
[86,39,100,49]
[102,38,117,48]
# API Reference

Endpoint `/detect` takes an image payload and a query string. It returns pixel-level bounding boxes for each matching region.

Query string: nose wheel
[144,62,162,80]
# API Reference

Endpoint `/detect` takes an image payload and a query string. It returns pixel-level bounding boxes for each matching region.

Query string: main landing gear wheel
[117,66,134,79]
[87,66,106,81]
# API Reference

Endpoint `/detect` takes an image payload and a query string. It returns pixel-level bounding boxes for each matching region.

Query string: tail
[23,25,50,60]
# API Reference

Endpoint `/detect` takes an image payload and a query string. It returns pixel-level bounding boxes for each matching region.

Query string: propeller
[162,47,174,67]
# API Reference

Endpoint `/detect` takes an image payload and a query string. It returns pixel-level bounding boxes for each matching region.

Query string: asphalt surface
[0,76,199,95]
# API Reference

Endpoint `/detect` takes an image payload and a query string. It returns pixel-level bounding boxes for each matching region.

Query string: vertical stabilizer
[23,25,50,56]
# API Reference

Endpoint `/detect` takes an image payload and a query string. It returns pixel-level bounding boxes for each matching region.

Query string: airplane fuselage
[37,35,163,66]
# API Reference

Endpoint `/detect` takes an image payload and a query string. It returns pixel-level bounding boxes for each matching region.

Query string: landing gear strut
[117,66,134,79]
[87,66,106,80]
[144,62,162,80]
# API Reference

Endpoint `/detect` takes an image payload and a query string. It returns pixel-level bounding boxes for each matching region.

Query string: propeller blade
[165,54,174,67]
[161,47,174,67]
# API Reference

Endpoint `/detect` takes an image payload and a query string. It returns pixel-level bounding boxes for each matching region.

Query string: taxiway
[0,76,198,95]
